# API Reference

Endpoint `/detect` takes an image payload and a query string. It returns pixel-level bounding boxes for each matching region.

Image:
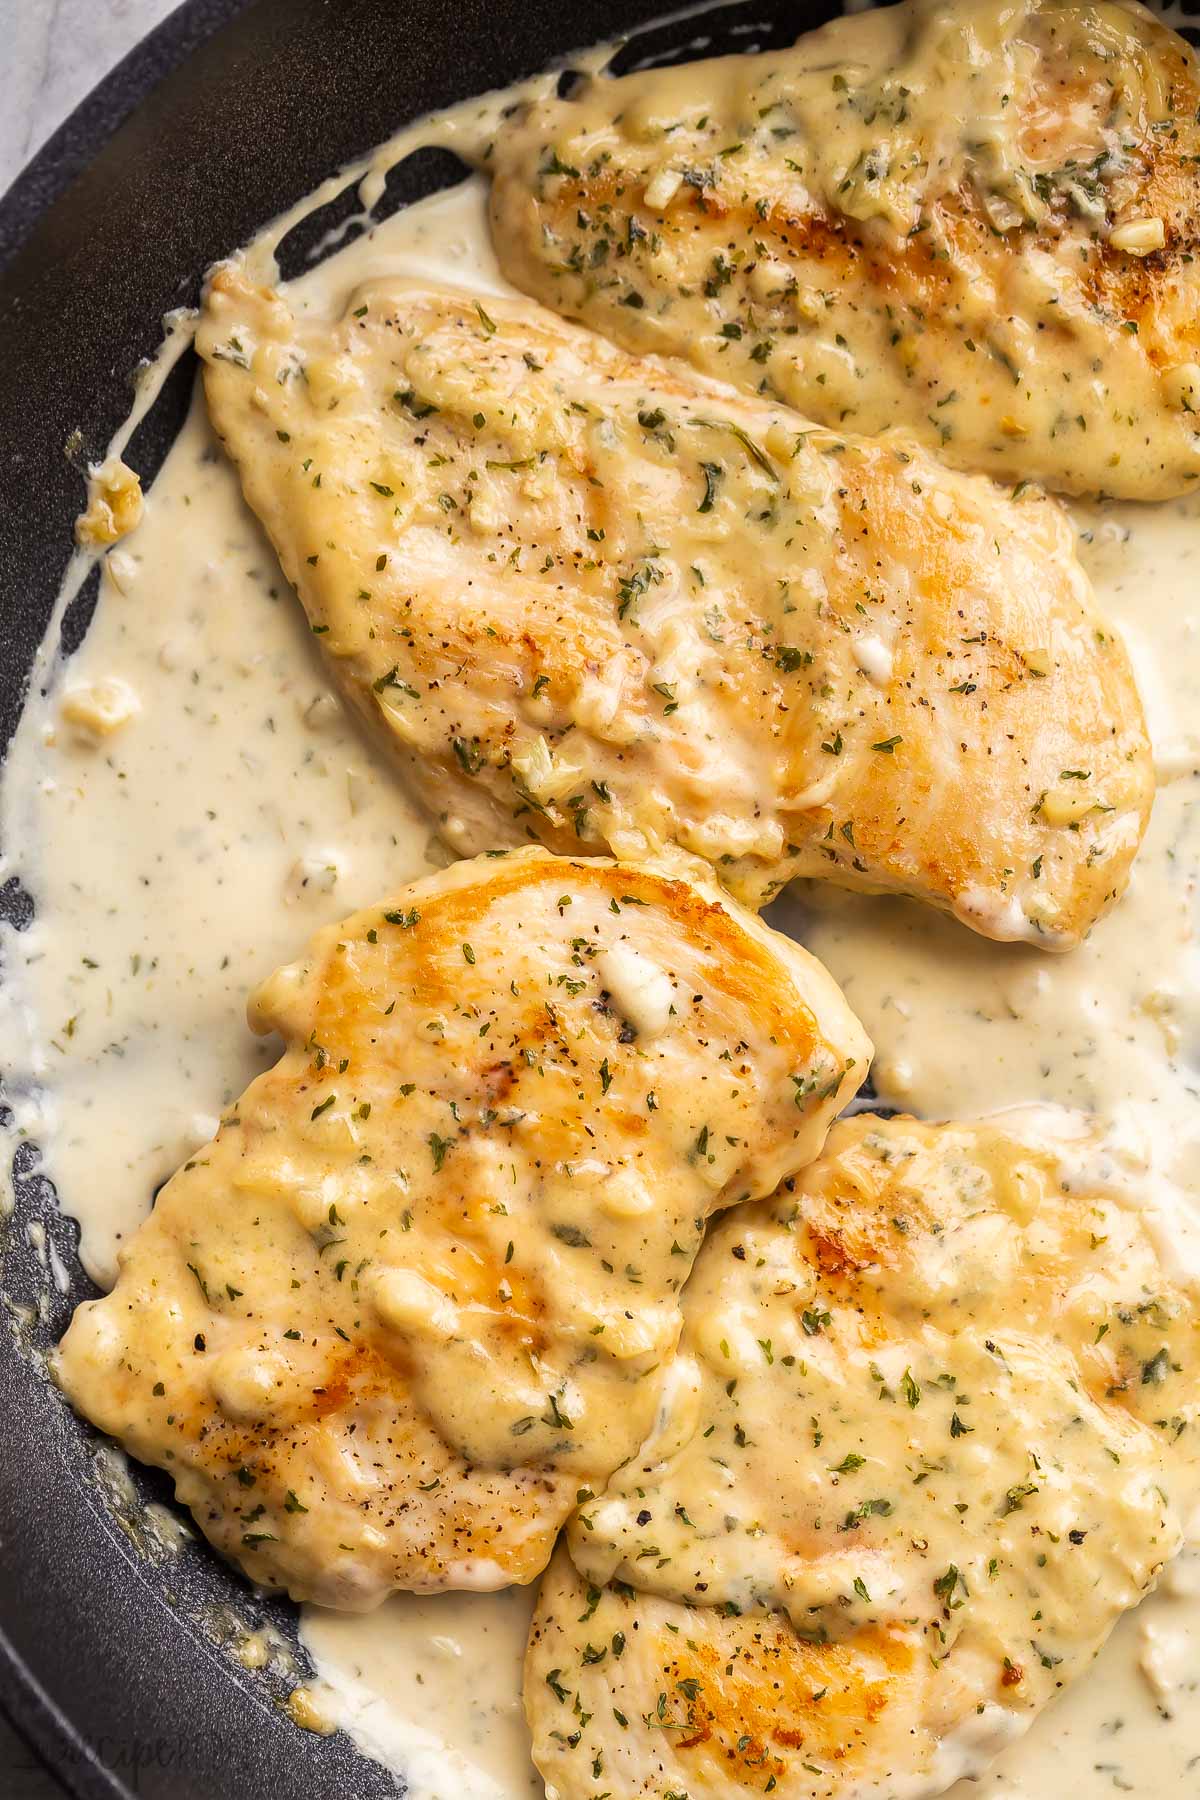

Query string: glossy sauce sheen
[196,265,1151,942]
[1,14,1198,1800]
[488,0,1200,499]
[54,845,868,1608]
[525,1108,1199,1798]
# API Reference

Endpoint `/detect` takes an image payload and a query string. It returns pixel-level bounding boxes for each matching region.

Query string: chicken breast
[526,1108,1200,1799]
[198,270,1151,946]
[54,848,867,1609]
[487,0,1200,500]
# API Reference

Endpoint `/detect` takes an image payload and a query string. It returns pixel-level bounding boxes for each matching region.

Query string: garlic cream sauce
[1,9,1198,1799]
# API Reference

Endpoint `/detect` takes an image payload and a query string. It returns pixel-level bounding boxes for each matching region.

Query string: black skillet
[0,3,860,1796]
[7,2,1200,1796]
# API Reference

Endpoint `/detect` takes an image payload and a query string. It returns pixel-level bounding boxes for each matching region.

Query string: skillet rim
[0,1,247,274]
[1,9,252,1789]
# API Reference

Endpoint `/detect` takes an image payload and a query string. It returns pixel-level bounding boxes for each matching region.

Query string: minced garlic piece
[1110,216,1166,255]
[75,458,143,547]
[60,678,141,740]
[643,165,683,210]
[285,1687,335,1735]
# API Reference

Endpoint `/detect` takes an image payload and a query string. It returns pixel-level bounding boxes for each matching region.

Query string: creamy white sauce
[793,493,1200,1219]
[790,489,1200,1800]
[0,179,513,1292]
[302,1587,540,1799]
[2,14,1199,1800]
[0,179,536,1792]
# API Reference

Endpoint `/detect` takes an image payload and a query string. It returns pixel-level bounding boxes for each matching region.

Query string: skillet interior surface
[0,1,865,1795]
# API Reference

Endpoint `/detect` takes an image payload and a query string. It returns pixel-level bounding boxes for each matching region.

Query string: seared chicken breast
[198,271,1151,946]
[54,848,867,1608]
[526,1108,1200,1799]
[487,0,1200,499]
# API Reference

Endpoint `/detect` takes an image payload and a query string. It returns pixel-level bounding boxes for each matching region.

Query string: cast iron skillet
[9,2,1200,1795]
[0,2,863,1795]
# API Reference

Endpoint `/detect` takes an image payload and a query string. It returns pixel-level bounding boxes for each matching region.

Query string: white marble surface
[0,0,179,195]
